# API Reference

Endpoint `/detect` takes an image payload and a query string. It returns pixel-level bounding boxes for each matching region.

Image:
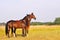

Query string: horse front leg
[25,27,29,36]
[27,29,28,34]
[25,28,27,36]
[22,28,25,37]
[26,27,29,34]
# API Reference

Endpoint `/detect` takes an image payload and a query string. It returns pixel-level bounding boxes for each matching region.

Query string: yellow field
[0,25,60,40]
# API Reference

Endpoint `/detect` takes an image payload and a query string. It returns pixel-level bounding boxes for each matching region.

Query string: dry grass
[0,25,60,40]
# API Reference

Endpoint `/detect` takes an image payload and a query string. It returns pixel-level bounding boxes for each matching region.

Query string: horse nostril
[34,18,36,20]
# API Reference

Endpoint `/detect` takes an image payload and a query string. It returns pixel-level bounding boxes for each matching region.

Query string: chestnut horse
[5,13,36,37]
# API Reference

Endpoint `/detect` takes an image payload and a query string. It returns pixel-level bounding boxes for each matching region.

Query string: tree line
[31,17,60,25]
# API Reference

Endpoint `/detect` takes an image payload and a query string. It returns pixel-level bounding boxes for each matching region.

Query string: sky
[0,0,60,23]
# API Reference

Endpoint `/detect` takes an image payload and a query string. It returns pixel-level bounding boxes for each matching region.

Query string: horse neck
[22,15,31,26]
[26,18,32,26]
[26,20,30,26]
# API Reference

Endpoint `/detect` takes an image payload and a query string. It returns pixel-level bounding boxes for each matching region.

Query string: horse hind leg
[7,27,10,38]
[11,28,13,37]
[13,28,16,37]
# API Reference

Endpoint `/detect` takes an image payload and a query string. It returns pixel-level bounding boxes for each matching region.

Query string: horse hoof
[27,34,28,37]
[8,36,10,38]
[15,35,17,37]
[22,35,26,37]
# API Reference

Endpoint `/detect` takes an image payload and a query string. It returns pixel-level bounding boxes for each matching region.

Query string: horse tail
[5,22,8,35]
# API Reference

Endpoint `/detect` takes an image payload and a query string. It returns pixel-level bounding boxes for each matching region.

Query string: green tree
[54,17,60,25]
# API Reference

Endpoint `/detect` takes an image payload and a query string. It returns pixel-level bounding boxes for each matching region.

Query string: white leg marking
[13,33,15,37]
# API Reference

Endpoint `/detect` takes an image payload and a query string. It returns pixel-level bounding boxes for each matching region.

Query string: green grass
[0,25,60,40]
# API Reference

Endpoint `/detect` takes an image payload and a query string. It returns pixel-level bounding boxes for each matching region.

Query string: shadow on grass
[16,34,26,37]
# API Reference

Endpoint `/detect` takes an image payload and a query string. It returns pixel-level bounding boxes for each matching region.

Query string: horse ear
[27,14,29,16]
[31,12,33,15]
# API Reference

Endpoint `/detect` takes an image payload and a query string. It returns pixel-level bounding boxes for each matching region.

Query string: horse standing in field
[5,13,36,37]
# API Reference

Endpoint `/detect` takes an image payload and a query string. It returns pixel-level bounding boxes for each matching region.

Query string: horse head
[29,12,36,20]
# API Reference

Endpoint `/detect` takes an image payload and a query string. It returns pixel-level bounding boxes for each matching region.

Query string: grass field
[0,25,60,40]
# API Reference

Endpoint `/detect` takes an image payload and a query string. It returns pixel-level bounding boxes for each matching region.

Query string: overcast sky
[0,0,60,23]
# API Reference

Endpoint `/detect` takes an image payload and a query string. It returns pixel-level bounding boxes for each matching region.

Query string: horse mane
[22,16,27,20]
[22,14,30,20]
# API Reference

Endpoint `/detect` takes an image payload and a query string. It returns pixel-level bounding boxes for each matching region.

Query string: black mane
[22,14,30,20]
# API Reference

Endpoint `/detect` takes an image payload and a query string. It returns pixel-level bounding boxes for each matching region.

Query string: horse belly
[18,23,25,28]
[13,22,25,28]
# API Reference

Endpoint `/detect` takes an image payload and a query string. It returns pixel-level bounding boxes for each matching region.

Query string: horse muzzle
[34,18,36,20]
